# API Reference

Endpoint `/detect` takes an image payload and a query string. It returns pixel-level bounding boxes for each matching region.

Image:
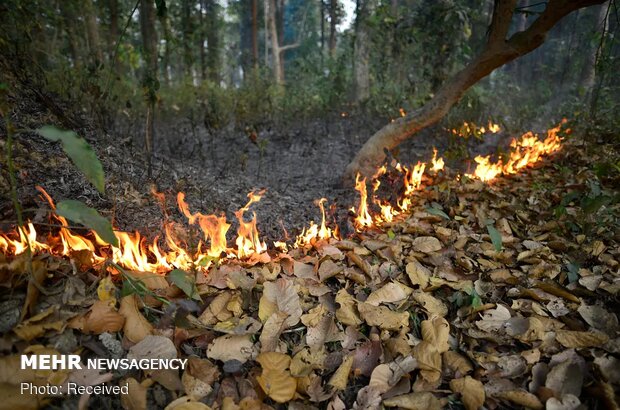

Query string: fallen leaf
[258,278,302,328]
[450,376,485,410]
[366,281,413,306]
[329,354,354,390]
[259,310,289,352]
[256,352,297,403]
[335,289,362,326]
[119,295,153,343]
[358,302,409,331]
[494,390,543,410]
[411,290,448,317]
[383,391,442,410]
[207,334,255,363]
[412,236,442,253]
[120,378,148,410]
[555,330,609,348]
[406,260,431,289]
[421,316,450,353]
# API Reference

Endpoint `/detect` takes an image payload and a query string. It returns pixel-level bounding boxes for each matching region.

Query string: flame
[235,191,267,258]
[431,148,445,172]
[295,198,338,247]
[352,174,374,230]
[0,121,566,274]
[468,121,564,182]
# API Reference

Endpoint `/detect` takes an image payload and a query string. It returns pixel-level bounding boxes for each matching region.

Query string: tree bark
[204,0,220,83]
[252,0,259,69]
[140,0,158,177]
[108,0,119,72]
[328,0,339,57]
[344,0,607,182]
[181,0,194,78]
[353,0,373,103]
[159,9,172,86]
[578,1,609,97]
[84,0,104,66]
[266,0,299,85]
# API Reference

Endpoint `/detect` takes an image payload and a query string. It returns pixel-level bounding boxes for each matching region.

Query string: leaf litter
[0,140,619,409]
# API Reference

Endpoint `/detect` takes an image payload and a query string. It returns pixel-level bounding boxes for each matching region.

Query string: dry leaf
[421,316,450,353]
[450,376,485,410]
[383,392,442,410]
[120,378,148,410]
[164,396,212,410]
[555,330,609,348]
[128,335,177,364]
[198,292,233,326]
[365,281,413,306]
[258,278,302,328]
[329,354,354,390]
[290,347,326,377]
[335,289,362,326]
[119,295,153,343]
[259,310,289,352]
[406,260,431,289]
[494,390,543,410]
[207,334,255,363]
[412,236,442,253]
[413,341,441,383]
[358,302,409,331]
[256,352,297,403]
[411,291,448,317]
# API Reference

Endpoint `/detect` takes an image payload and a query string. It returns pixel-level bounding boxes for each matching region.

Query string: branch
[279,42,300,53]
[488,0,517,45]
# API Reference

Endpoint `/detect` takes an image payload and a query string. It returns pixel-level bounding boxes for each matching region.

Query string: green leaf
[424,205,450,220]
[36,126,105,193]
[56,200,118,247]
[486,222,502,252]
[387,229,396,240]
[169,269,201,301]
[567,262,580,283]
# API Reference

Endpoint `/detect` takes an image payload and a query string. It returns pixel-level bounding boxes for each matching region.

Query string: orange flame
[431,148,445,172]
[352,174,373,230]
[235,191,267,258]
[295,198,338,247]
[468,121,564,182]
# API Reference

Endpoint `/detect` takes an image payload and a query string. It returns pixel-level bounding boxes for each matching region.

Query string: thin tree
[140,0,158,177]
[266,0,299,84]
[352,0,374,103]
[344,0,607,182]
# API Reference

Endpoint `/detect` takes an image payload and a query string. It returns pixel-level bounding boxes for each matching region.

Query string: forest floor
[1,79,619,409]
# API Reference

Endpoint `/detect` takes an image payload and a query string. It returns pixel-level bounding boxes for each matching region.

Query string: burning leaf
[450,376,485,410]
[36,126,105,193]
[56,200,118,247]
[119,295,153,343]
[256,352,297,403]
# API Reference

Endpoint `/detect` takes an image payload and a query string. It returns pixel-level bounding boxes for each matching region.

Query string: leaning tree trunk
[344,0,607,182]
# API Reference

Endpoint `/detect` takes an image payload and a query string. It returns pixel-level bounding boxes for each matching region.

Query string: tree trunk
[266,0,299,85]
[578,1,608,97]
[328,0,339,57]
[205,0,220,83]
[353,0,373,103]
[108,0,119,72]
[140,0,158,177]
[84,0,104,66]
[60,1,81,69]
[159,10,172,86]
[252,0,259,69]
[344,0,607,182]
[181,0,194,78]
[199,0,207,80]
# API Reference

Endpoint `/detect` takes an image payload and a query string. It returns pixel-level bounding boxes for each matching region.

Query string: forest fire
[467,120,565,181]
[0,122,566,274]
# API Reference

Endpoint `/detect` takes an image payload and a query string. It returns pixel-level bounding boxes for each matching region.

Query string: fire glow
[0,121,566,273]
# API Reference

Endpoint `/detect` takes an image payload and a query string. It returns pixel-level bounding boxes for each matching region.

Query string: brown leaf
[450,376,485,410]
[329,354,354,390]
[412,236,442,253]
[411,291,448,317]
[207,334,255,363]
[119,295,153,344]
[256,352,297,403]
[335,289,362,326]
[406,260,431,289]
[21,260,47,321]
[413,341,441,383]
[365,281,413,306]
[258,278,302,328]
[120,378,148,410]
[358,302,409,331]
[555,330,609,348]
[421,316,450,353]
[259,310,289,352]
[383,392,443,410]
[494,390,543,410]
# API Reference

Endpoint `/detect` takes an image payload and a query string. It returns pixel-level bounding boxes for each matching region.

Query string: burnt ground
[2,76,510,245]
